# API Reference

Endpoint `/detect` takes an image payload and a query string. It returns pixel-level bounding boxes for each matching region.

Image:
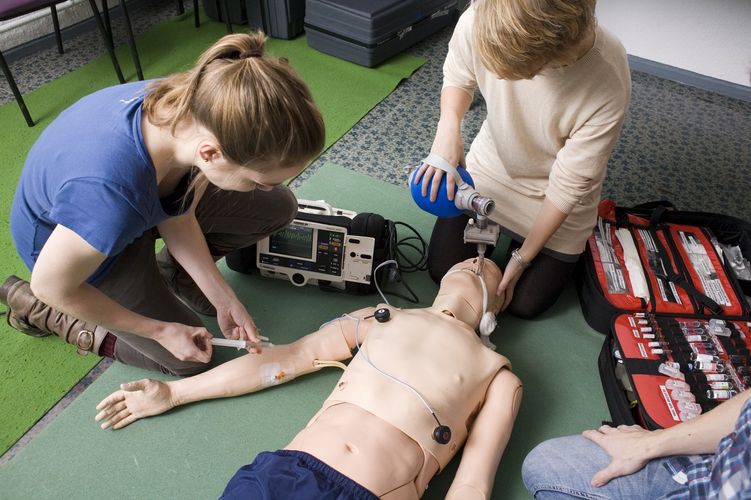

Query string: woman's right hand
[155,323,213,363]
[412,121,466,202]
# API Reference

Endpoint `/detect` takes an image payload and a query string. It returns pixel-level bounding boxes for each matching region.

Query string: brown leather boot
[156,248,216,316]
[0,276,105,356]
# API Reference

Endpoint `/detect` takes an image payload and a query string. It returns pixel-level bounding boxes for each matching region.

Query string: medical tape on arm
[260,363,296,387]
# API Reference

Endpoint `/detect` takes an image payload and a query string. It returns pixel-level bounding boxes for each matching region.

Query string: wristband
[510,248,532,270]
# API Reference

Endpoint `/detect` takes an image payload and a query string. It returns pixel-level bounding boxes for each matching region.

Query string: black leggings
[427,214,578,319]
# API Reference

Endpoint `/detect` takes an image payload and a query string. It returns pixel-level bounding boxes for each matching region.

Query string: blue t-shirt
[10,81,185,284]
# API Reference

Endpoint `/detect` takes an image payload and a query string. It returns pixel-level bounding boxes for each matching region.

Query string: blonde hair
[474,0,596,80]
[143,31,325,169]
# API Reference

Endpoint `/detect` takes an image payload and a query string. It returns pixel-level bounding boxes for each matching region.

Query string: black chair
[97,0,144,80]
[176,0,234,33]
[0,0,132,127]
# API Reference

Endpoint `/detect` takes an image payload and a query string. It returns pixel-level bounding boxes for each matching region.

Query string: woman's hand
[155,323,213,363]
[581,424,659,487]
[216,299,262,352]
[95,379,176,430]
[413,121,466,202]
[496,258,525,310]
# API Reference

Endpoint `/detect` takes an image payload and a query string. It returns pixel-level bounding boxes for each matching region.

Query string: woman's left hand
[216,300,262,350]
[496,258,525,310]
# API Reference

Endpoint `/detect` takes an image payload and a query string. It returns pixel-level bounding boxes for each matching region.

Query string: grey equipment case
[247,0,305,39]
[304,0,458,67]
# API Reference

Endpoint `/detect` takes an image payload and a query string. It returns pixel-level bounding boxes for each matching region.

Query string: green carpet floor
[0,164,609,499]
[0,13,424,454]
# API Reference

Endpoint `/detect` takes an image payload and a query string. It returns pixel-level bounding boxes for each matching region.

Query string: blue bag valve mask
[408,153,495,218]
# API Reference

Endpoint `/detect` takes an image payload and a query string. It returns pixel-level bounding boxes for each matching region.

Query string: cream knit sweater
[443,5,631,256]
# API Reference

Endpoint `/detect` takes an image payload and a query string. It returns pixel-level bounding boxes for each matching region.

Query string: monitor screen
[268,225,314,260]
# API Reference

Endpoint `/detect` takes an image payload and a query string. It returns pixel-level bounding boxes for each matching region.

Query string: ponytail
[143,31,325,169]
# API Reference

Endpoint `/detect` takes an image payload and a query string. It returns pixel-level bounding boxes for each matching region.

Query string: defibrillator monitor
[256,200,376,289]
[268,225,317,261]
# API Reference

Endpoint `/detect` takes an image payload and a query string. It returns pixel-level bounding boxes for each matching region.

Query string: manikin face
[434,258,504,326]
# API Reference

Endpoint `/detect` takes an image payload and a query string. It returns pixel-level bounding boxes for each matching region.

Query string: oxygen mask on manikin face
[438,262,499,350]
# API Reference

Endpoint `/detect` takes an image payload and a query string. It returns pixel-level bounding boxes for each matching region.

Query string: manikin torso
[286,305,510,499]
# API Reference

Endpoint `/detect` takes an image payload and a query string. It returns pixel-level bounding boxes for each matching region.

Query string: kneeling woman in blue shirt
[2,31,325,375]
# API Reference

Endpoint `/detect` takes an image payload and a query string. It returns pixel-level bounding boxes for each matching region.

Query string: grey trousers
[95,184,297,376]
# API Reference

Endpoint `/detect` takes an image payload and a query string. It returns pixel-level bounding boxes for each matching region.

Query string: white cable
[444,268,497,349]
[372,259,399,305]
[343,313,440,419]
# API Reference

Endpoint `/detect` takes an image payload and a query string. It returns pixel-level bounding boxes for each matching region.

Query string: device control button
[361,254,372,260]
[291,273,305,285]
[350,251,356,258]
[349,238,360,244]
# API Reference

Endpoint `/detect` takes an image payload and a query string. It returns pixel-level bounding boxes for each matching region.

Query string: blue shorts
[220,450,379,500]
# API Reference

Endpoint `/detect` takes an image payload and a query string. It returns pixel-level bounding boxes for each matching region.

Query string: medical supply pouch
[576,200,751,334]
[599,311,751,429]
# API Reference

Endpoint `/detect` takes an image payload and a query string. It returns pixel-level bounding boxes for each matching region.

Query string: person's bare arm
[31,224,211,362]
[157,207,262,344]
[497,199,568,308]
[446,369,523,500]
[583,388,751,487]
[95,307,376,429]
[413,86,473,202]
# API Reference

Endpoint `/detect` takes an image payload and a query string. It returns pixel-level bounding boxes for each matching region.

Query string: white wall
[597,0,751,87]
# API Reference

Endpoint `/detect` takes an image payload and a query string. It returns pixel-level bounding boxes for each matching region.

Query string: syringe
[211,336,274,350]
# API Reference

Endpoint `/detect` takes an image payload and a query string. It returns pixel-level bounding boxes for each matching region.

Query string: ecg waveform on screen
[277,228,313,243]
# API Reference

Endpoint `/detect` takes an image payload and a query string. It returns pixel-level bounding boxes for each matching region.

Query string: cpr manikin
[95,258,523,500]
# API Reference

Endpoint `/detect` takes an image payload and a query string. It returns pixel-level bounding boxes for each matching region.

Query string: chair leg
[50,5,64,54]
[224,0,233,33]
[194,0,200,27]
[176,0,184,15]
[101,0,115,52]
[86,0,125,84]
[0,50,34,127]
[118,0,143,80]
[217,0,233,33]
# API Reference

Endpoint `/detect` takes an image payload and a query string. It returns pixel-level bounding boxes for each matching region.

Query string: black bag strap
[649,229,723,315]
[649,205,670,227]
[622,358,663,376]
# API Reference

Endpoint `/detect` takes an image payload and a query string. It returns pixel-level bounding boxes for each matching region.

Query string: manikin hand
[412,122,466,202]
[496,258,524,310]
[156,323,213,363]
[95,379,176,430]
[581,424,657,487]
[216,299,262,352]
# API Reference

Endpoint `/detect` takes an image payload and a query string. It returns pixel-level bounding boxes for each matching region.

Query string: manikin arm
[95,307,376,429]
[445,369,523,500]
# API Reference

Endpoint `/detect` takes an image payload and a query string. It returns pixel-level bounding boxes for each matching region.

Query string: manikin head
[432,258,504,330]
